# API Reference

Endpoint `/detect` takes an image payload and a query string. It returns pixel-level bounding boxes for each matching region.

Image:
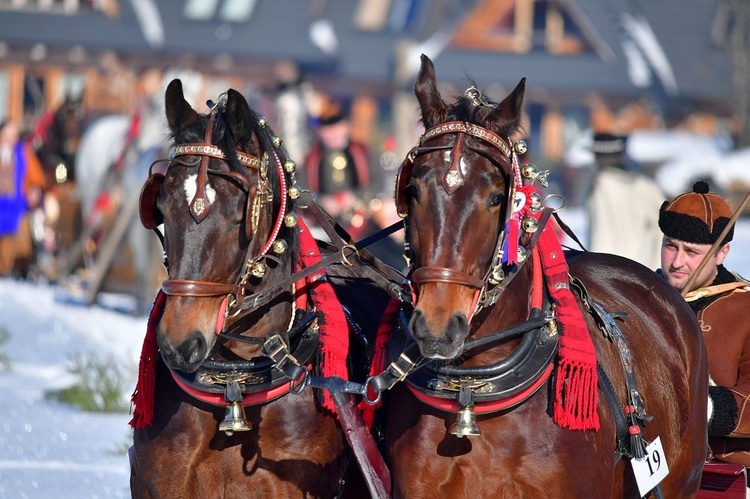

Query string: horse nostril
[446,313,469,343]
[408,309,426,341]
[177,332,206,366]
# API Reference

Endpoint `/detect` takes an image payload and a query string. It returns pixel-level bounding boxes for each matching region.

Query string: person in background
[658,181,750,468]
[301,98,404,269]
[587,132,664,269]
[0,119,46,277]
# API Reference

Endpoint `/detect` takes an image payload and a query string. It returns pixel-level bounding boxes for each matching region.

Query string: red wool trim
[129,290,166,429]
[295,217,350,415]
[536,226,599,431]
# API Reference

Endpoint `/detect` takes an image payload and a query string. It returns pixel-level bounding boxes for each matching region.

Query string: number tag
[631,437,670,498]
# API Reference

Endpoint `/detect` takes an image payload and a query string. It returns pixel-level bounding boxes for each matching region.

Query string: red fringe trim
[537,226,599,431]
[129,290,166,429]
[296,219,350,415]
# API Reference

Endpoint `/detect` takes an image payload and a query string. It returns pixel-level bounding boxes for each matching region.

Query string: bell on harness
[219,381,252,435]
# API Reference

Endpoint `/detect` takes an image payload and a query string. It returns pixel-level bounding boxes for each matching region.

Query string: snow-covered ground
[0,207,749,498]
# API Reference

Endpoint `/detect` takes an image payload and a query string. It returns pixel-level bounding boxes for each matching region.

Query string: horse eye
[405,183,419,203]
[489,193,505,208]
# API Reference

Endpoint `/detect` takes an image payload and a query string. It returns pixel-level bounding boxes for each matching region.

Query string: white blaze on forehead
[184,173,216,206]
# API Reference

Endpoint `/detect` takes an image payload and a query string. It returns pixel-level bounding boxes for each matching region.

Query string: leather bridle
[139,102,290,323]
[395,119,537,318]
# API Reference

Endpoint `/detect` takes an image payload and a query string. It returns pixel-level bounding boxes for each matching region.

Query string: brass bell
[488,267,505,285]
[219,399,252,436]
[272,239,288,255]
[521,163,538,181]
[530,192,542,211]
[283,159,297,173]
[272,135,283,148]
[288,185,302,200]
[284,212,298,228]
[449,405,481,437]
[251,262,267,278]
[521,216,538,233]
[257,116,268,127]
[513,140,528,155]
[517,246,527,262]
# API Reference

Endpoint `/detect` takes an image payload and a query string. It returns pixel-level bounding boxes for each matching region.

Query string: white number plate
[631,436,670,498]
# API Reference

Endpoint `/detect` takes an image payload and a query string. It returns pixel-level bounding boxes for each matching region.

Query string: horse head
[397,54,526,359]
[141,79,297,372]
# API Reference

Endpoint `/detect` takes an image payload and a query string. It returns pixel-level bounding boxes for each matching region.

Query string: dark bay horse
[129,80,389,497]
[384,55,708,497]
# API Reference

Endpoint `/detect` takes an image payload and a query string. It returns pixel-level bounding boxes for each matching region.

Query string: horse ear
[485,78,526,134]
[225,89,254,147]
[165,79,198,133]
[414,54,447,129]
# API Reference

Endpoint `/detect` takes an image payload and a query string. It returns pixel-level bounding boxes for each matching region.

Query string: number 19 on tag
[631,436,669,498]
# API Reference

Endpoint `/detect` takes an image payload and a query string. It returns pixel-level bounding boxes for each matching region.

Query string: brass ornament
[272,239,288,255]
[530,192,542,211]
[251,262,267,278]
[272,135,283,148]
[445,170,461,188]
[449,405,480,437]
[258,116,268,127]
[219,399,252,435]
[521,216,539,233]
[191,198,206,217]
[488,267,505,285]
[284,212,298,228]
[288,185,302,200]
[513,140,528,155]
[517,246,527,263]
[521,163,538,180]
[283,159,297,173]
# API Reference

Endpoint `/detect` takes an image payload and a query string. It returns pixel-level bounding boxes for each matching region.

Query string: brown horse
[129,80,389,497]
[384,55,708,498]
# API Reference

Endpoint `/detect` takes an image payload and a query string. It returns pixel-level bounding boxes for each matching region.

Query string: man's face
[660,236,730,292]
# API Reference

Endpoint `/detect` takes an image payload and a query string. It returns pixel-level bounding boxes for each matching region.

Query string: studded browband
[419,121,512,159]
[170,143,261,169]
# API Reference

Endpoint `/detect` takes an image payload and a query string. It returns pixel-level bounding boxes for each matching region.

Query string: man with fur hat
[659,181,750,467]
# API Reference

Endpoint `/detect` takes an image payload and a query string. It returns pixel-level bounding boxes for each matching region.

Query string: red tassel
[129,291,166,429]
[537,226,599,431]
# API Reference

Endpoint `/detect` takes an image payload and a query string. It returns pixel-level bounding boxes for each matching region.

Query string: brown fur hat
[658,181,734,245]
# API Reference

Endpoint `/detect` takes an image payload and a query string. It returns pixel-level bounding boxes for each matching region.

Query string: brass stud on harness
[272,239,288,255]
[288,185,302,200]
[258,116,268,127]
[488,267,505,286]
[521,216,539,233]
[517,246,527,262]
[513,140,528,155]
[251,262,267,278]
[283,159,297,173]
[284,212,298,228]
[521,163,538,181]
[530,192,542,212]
[272,135,283,148]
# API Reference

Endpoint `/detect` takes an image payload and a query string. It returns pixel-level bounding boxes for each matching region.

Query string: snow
[0,208,749,497]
